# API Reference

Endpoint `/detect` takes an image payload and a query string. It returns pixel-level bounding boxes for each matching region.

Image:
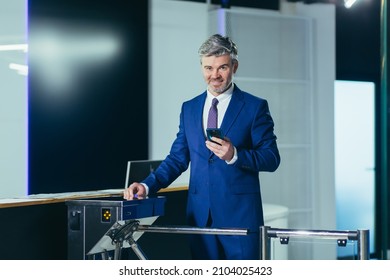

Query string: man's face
[201,54,238,96]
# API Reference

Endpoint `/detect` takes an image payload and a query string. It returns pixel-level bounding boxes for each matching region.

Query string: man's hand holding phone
[205,128,234,161]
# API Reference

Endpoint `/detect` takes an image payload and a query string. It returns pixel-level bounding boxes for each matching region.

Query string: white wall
[293,2,336,233]
[0,0,28,198]
[283,2,337,259]
[149,0,209,185]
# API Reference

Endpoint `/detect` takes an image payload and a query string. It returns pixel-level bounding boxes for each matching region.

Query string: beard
[209,80,232,94]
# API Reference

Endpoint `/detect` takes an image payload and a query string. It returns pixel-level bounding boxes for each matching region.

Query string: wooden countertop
[0,185,188,209]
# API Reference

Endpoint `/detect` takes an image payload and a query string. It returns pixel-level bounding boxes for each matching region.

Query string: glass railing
[260,226,369,260]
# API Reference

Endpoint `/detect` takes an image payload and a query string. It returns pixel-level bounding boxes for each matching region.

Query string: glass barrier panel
[270,238,359,260]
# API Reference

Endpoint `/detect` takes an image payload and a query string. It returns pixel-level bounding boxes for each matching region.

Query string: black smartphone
[206,128,224,144]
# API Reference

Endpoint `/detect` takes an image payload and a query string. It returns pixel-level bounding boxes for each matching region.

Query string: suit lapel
[190,92,211,155]
[194,92,207,134]
[220,85,245,135]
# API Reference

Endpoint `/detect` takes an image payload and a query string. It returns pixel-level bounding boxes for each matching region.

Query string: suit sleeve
[235,99,280,173]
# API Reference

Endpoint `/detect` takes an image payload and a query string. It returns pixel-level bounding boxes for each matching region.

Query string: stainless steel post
[114,242,122,260]
[357,229,370,260]
[259,226,270,260]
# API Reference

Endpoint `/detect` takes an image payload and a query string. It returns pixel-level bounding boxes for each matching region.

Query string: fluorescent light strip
[0,44,28,52]
[9,63,28,76]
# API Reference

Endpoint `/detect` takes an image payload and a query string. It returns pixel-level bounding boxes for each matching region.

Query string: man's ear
[233,61,239,73]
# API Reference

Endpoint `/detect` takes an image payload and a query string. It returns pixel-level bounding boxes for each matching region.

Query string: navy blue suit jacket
[143,84,280,232]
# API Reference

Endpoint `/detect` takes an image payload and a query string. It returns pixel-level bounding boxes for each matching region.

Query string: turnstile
[67,195,248,260]
[66,196,166,260]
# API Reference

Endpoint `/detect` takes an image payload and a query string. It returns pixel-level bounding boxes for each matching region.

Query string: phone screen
[206,128,224,144]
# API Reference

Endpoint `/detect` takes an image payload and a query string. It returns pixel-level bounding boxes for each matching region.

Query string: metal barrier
[260,226,370,260]
[96,222,248,260]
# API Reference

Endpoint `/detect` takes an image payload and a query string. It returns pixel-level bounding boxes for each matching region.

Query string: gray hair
[198,34,238,64]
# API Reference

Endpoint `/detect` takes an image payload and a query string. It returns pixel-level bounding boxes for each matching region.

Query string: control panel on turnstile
[66,196,166,260]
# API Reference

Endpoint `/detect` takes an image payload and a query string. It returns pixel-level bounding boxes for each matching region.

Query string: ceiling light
[344,0,357,8]
[0,44,28,52]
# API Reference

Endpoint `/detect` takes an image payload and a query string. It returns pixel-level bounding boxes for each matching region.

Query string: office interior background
[0,0,388,259]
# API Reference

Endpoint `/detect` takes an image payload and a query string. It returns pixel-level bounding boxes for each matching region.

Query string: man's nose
[211,69,220,78]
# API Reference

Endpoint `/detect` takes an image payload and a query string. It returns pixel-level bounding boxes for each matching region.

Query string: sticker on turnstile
[101,208,111,223]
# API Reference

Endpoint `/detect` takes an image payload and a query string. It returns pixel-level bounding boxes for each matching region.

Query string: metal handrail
[260,226,370,260]
[138,224,248,235]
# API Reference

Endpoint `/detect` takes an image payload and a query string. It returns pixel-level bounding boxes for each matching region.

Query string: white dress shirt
[203,84,238,165]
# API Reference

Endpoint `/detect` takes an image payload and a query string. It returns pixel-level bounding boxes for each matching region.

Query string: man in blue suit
[124,34,280,259]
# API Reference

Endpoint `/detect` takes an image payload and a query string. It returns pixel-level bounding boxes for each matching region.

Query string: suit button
[209,159,214,163]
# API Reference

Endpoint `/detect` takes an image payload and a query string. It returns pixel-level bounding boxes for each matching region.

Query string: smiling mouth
[211,80,223,86]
